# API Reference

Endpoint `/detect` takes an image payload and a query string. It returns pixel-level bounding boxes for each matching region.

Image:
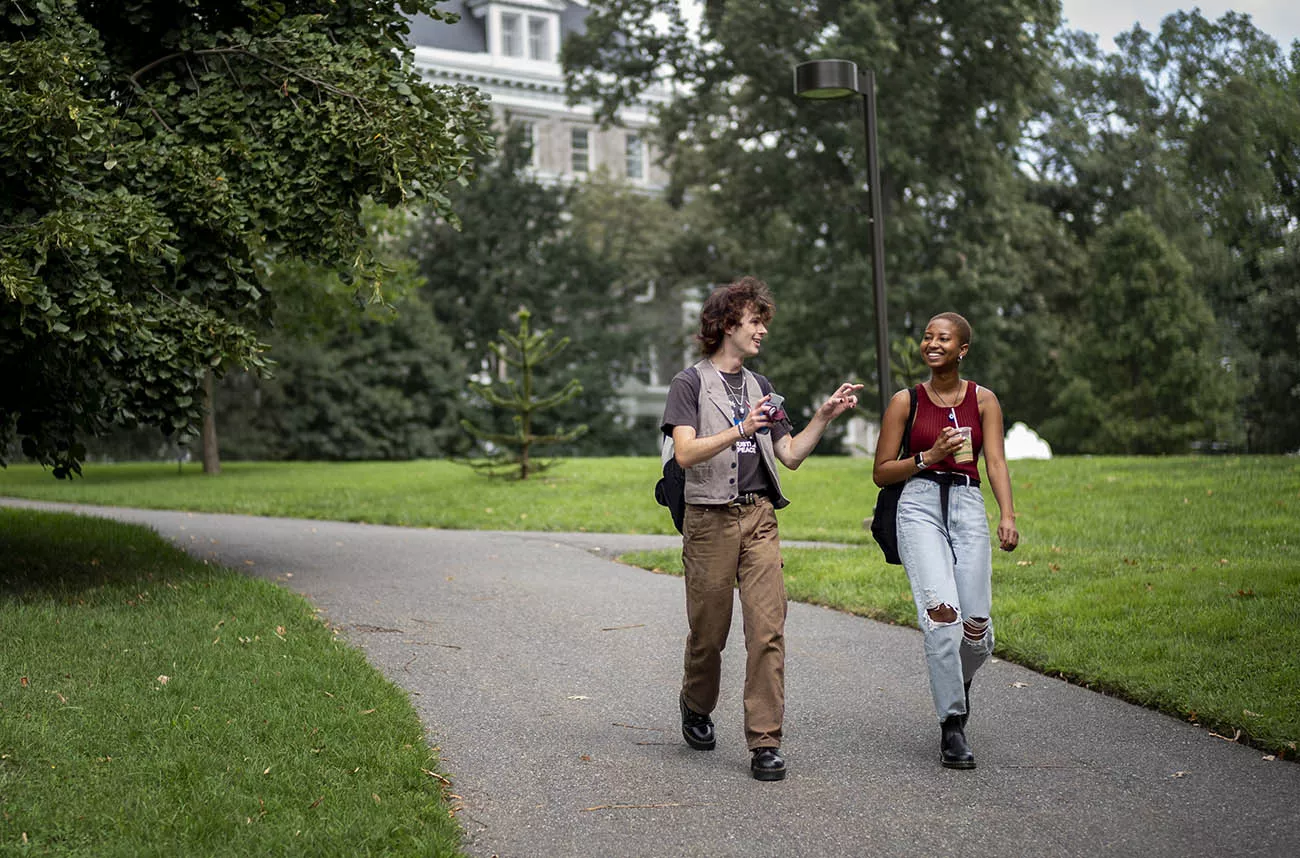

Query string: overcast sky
[1059,1,1300,49]
[673,2,1299,53]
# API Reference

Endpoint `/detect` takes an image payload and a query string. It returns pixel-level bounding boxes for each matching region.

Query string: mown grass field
[2,454,1298,799]
[618,455,1300,758]
[1,510,465,857]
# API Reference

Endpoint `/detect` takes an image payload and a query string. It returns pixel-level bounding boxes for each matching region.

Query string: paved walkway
[5,498,1299,858]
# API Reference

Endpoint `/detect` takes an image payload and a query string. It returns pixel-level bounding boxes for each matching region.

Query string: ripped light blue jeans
[896,478,994,723]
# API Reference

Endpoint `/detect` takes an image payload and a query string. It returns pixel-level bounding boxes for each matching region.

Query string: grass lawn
[0,458,874,542]
[2,453,1298,770]
[623,455,1300,758]
[0,509,464,857]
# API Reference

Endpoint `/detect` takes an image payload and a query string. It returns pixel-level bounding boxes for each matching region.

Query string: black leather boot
[940,715,976,769]
[679,694,716,750]
[750,747,787,781]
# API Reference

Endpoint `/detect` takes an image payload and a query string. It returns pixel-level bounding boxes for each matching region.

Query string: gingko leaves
[0,2,492,476]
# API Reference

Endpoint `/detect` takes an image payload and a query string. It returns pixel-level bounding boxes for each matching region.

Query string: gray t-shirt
[660,366,792,497]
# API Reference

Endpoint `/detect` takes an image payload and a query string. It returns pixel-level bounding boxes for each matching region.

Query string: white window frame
[571,127,591,174]
[500,12,522,57]
[527,16,550,61]
[625,132,645,181]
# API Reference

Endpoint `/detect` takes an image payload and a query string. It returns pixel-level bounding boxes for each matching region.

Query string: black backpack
[869,386,919,565]
[654,435,687,534]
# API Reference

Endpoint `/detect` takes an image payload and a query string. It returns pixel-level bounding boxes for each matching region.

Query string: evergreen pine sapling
[460,309,588,479]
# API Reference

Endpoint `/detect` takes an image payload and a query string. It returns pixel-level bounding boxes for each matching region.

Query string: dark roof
[405,1,590,53]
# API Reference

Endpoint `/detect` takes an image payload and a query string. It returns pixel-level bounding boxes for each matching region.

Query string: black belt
[914,470,980,488]
[912,470,979,532]
[689,493,766,509]
[728,493,764,507]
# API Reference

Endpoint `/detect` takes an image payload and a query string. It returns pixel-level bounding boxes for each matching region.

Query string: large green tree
[564,1,1066,437]
[0,0,492,476]
[1027,11,1300,451]
[1039,211,1236,453]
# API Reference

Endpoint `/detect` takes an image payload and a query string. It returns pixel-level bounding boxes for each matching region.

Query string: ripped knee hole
[925,604,959,624]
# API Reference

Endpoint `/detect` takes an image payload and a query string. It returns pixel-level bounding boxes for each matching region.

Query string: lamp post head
[794,59,863,100]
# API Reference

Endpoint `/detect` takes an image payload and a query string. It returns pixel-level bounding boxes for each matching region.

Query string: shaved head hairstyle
[929,312,972,346]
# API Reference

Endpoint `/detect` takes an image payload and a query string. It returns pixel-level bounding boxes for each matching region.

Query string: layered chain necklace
[712,363,748,424]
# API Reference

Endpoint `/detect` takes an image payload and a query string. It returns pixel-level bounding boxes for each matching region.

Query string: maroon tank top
[907,381,982,479]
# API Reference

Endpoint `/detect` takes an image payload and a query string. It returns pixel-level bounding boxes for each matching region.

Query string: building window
[571,127,590,174]
[516,120,539,168]
[501,12,521,57]
[527,16,549,61]
[625,133,644,180]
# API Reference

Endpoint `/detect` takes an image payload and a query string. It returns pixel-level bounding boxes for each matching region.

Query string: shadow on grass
[0,507,215,601]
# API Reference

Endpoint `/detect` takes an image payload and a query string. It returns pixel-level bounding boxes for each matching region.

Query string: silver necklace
[712,364,747,421]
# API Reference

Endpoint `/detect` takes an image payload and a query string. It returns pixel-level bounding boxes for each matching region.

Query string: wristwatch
[914,452,928,470]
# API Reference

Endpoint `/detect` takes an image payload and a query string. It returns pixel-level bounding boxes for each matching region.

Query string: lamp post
[793,59,892,420]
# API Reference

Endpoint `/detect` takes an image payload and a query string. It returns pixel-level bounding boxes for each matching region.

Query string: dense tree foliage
[0,0,491,475]
[216,249,469,462]
[410,127,679,454]
[564,1,1300,453]
[9,1,1296,463]
[1039,211,1236,452]
[565,0,1067,441]
[1028,13,1300,451]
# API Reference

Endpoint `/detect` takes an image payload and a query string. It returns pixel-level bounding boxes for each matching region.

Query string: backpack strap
[898,385,919,459]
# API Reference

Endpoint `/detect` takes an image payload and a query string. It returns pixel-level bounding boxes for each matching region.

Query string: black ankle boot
[679,694,715,750]
[940,715,975,769]
[960,681,972,729]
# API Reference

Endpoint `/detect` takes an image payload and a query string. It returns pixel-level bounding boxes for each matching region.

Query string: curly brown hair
[697,276,775,356]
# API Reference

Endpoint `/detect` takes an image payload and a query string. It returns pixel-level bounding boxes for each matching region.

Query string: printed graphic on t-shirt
[732,400,758,454]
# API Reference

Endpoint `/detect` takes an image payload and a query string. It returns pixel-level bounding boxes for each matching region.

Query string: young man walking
[659,276,862,780]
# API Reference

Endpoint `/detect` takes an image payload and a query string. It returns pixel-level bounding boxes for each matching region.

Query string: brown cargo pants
[679,498,787,749]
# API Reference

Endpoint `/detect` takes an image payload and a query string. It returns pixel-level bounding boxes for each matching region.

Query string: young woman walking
[872,312,1019,768]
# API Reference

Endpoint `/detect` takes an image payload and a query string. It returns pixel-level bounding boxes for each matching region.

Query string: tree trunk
[202,369,221,475]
